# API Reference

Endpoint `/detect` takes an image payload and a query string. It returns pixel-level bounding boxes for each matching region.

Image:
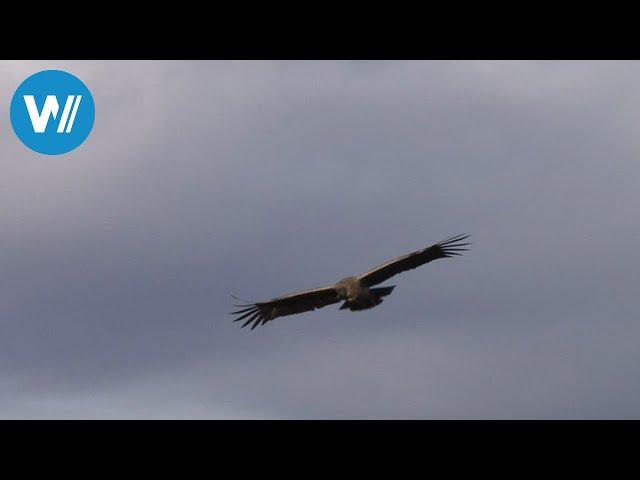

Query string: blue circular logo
[10,70,95,155]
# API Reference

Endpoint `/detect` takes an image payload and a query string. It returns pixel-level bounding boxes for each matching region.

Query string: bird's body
[335,276,371,308]
[230,234,470,329]
[334,276,394,311]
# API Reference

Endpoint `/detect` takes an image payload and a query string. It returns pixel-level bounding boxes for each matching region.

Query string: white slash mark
[56,95,75,133]
[65,95,82,133]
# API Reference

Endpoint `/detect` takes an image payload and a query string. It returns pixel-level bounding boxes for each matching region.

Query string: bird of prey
[230,234,470,330]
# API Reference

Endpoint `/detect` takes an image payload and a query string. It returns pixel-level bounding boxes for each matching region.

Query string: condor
[230,234,470,330]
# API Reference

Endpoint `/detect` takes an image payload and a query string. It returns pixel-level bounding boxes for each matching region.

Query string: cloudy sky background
[1,61,638,418]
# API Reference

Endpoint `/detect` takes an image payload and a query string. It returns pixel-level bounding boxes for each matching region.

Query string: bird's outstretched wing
[229,286,340,330]
[357,234,471,287]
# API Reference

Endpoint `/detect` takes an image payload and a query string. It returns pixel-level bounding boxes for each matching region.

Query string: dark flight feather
[357,234,470,287]
[229,286,340,330]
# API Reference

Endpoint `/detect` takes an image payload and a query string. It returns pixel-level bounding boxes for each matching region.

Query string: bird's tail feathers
[370,285,395,298]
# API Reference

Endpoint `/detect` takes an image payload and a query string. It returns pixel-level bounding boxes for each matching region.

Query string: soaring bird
[230,234,470,330]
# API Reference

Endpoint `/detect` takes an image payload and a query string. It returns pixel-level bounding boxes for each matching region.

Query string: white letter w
[23,95,82,133]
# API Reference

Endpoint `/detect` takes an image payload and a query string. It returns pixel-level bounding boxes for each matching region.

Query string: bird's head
[334,277,356,300]
[335,285,348,300]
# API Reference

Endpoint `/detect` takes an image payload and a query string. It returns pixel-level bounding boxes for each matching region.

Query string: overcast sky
[1,60,639,418]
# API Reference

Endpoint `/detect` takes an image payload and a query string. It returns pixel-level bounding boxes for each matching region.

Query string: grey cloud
[0,61,639,418]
